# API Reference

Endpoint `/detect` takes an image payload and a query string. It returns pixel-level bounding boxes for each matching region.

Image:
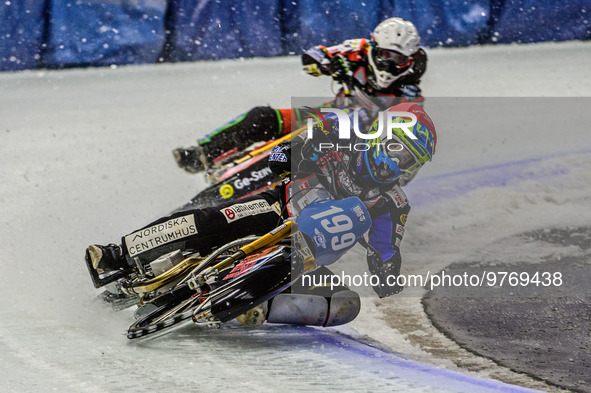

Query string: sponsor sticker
[221,200,275,223]
[125,215,197,256]
[314,228,327,249]
[271,144,289,152]
[386,185,408,208]
[271,201,282,216]
[293,230,314,261]
[224,259,258,280]
[270,223,287,235]
[351,204,366,223]
[269,152,287,162]
[400,214,408,225]
[395,224,404,236]
[219,184,234,199]
[234,167,273,190]
[223,208,236,220]
[298,180,310,194]
[223,247,278,280]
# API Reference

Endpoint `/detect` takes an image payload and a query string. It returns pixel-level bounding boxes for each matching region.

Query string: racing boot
[173,145,207,173]
[85,244,127,275]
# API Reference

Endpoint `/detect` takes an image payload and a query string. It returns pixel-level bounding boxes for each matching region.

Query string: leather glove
[329,54,352,84]
[366,250,404,298]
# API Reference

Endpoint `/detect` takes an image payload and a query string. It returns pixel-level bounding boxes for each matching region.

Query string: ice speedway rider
[173,17,427,175]
[85,101,437,326]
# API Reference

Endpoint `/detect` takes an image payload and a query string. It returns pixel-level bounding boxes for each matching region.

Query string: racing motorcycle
[86,196,371,340]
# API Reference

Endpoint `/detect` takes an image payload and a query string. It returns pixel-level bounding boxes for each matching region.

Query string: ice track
[1,41,591,392]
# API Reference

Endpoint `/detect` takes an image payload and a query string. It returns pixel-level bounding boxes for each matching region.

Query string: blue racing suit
[278,123,409,298]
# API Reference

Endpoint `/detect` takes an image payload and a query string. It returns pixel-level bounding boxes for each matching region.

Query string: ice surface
[1,41,591,392]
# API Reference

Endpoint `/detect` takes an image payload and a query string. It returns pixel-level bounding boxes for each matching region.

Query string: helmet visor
[375,48,411,71]
[368,136,420,183]
[384,138,418,171]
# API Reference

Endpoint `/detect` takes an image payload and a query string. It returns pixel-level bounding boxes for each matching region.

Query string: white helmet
[368,18,421,89]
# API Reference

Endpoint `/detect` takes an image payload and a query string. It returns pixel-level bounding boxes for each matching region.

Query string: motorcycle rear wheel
[127,287,209,339]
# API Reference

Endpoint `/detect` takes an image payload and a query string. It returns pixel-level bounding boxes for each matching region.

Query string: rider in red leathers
[173,17,427,174]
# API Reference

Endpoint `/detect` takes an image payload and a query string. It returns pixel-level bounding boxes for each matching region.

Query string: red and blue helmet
[356,102,436,183]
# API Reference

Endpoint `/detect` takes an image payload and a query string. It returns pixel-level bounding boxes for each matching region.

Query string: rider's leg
[174,107,293,172]
[86,189,283,277]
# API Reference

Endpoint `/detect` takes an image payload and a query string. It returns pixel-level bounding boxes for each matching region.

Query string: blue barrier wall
[380,0,491,47]
[289,0,381,51]
[44,0,167,68]
[168,0,282,61]
[276,0,490,55]
[0,0,46,71]
[488,0,591,44]
[0,0,589,71]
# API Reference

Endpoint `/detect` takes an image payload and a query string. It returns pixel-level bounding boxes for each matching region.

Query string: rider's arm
[301,39,369,78]
[365,185,411,298]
